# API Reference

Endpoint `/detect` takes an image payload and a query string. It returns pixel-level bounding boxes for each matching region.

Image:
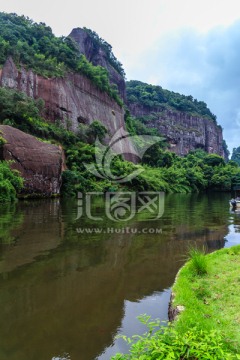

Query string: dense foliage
[82,27,125,77]
[1,87,239,197]
[126,80,217,122]
[0,12,122,105]
[0,160,23,202]
[111,315,238,360]
[231,146,240,166]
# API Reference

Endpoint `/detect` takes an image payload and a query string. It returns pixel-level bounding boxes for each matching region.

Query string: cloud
[126,20,240,153]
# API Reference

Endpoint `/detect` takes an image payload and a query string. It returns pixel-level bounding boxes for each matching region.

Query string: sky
[1,0,240,154]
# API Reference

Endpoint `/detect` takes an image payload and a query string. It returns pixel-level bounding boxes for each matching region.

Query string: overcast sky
[1,0,240,153]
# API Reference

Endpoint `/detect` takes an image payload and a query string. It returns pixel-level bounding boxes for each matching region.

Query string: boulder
[0,125,63,197]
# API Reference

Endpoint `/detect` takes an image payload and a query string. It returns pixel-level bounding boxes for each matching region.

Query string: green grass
[172,245,240,354]
[111,246,240,359]
[187,246,208,276]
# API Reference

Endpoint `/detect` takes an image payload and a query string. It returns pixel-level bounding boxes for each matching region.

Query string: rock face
[69,28,126,100]
[0,58,136,161]
[0,57,124,133]
[128,103,225,157]
[0,125,63,196]
[168,292,185,322]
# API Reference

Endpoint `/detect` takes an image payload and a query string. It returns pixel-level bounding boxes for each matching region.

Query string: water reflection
[0,193,238,360]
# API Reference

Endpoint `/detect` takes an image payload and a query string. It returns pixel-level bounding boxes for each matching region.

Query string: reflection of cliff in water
[0,203,24,246]
[0,200,63,273]
[0,194,230,360]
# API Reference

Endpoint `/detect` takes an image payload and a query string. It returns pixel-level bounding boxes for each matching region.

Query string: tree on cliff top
[0,12,123,106]
[126,80,217,122]
[82,27,125,77]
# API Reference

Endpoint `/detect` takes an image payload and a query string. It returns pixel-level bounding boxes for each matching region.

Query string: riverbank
[112,245,240,359]
[170,245,240,354]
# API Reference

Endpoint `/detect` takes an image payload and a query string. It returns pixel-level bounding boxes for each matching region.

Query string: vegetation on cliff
[0,160,23,202]
[0,87,240,196]
[82,27,125,77]
[126,80,217,122]
[0,12,237,197]
[112,246,240,359]
[1,120,23,203]
[0,12,123,106]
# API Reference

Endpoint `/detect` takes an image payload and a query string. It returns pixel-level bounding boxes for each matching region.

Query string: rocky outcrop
[128,103,226,157]
[0,58,136,161]
[0,125,63,196]
[168,292,185,322]
[0,57,124,133]
[69,28,126,100]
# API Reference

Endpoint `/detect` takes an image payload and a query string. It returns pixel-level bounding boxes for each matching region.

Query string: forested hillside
[0,13,239,201]
[126,80,217,121]
[0,12,122,105]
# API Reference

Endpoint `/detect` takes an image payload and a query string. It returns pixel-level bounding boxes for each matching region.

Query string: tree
[231,146,240,166]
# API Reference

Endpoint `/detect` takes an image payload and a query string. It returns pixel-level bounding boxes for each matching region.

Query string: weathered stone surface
[168,292,185,322]
[0,58,124,132]
[69,28,126,100]
[0,125,63,196]
[0,58,136,162]
[128,103,226,158]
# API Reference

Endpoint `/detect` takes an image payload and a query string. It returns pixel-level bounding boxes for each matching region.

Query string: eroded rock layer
[128,103,225,157]
[0,125,63,196]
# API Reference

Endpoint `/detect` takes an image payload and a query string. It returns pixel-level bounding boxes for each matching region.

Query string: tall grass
[187,247,208,276]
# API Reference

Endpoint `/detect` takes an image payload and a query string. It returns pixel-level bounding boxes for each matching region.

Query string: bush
[111,315,237,359]
[0,161,23,202]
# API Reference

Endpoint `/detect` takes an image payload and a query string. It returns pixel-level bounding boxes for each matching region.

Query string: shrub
[0,161,23,202]
[0,135,6,146]
[111,315,237,359]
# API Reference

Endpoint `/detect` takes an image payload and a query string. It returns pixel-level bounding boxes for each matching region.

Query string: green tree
[231,146,240,166]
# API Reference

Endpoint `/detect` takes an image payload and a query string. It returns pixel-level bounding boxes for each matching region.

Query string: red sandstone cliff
[128,103,226,157]
[0,125,63,196]
[0,57,136,161]
[69,28,126,100]
[0,58,125,135]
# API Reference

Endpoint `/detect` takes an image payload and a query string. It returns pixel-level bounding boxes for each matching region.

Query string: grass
[187,246,208,276]
[172,245,240,354]
[111,246,240,359]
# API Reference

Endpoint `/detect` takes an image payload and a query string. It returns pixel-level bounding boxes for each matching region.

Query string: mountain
[0,12,227,159]
[126,80,228,159]
[69,27,126,100]
[1,12,235,198]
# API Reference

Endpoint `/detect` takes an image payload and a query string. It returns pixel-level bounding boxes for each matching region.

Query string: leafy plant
[111,315,238,359]
[0,161,23,202]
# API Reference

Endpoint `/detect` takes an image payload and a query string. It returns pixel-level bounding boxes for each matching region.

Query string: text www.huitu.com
[76,227,163,234]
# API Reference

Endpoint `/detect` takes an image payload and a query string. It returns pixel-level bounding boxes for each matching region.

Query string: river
[0,193,239,360]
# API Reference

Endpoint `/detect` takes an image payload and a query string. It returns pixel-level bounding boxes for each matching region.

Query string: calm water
[0,193,239,360]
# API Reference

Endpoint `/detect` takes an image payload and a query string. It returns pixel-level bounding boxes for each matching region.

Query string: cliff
[128,103,225,157]
[69,28,126,100]
[0,125,63,196]
[0,57,125,134]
